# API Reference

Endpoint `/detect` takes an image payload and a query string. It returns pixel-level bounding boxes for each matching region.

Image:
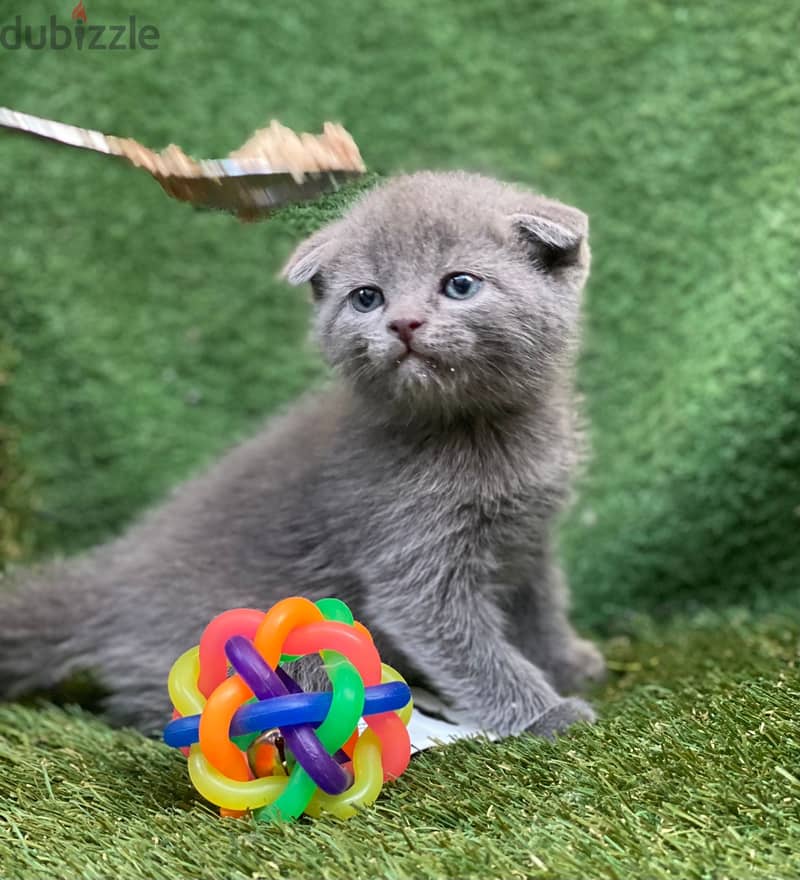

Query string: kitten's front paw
[525,697,596,740]
[546,637,606,694]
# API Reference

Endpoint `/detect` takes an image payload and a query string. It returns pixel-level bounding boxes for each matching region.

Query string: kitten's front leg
[363,557,595,739]
[505,549,606,694]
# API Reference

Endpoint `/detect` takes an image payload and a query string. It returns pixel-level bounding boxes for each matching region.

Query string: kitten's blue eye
[349,286,385,313]
[442,273,482,300]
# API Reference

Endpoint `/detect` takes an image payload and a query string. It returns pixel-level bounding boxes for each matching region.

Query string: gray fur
[0,171,604,737]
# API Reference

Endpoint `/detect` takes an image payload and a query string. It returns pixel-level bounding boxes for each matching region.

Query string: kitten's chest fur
[323,397,575,579]
[150,385,577,607]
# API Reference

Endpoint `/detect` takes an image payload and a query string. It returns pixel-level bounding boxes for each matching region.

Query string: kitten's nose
[388,318,425,346]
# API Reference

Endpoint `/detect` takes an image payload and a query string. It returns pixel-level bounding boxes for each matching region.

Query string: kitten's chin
[384,355,472,419]
[391,351,445,390]
[348,349,504,422]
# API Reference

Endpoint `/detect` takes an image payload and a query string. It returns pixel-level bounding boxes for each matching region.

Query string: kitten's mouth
[387,342,445,378]
[395,348,429,367]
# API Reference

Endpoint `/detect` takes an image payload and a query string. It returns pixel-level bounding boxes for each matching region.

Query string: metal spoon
[0,107,363,219]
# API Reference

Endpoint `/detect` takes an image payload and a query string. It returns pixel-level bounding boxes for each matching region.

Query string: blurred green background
[2,0,798,628]
[1,3,800,878]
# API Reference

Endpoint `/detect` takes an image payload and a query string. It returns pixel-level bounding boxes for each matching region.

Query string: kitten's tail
[0,557,105,704]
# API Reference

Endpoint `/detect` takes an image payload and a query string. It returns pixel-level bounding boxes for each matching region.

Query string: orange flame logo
[71,0,88,22]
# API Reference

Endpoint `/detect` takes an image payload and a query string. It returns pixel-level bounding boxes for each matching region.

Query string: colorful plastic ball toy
[164,596,413,822]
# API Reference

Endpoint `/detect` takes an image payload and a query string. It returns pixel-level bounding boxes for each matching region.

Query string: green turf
[1,610,798,880]
[1,0,799,877]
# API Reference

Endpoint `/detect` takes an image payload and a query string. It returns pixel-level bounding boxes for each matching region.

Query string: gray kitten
[0,171,604,738]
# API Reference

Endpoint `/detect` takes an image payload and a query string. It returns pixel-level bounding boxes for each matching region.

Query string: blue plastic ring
[163,680,411,749]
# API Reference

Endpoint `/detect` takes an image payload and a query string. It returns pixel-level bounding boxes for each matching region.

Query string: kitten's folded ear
[280,220,343,287]
[510,201,589,272]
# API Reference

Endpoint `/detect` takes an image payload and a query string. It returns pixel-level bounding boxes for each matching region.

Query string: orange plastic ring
[199,598,324,778]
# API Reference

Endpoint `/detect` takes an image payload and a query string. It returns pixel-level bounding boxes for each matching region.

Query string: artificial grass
[1,0,798,622]
[1,609,798,880]
[1,0,799,877]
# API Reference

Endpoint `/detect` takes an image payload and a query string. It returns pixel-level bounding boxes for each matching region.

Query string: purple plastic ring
[224,635,350,795]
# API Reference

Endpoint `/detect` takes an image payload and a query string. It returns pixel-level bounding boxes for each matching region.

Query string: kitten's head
[282,172,590,420]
